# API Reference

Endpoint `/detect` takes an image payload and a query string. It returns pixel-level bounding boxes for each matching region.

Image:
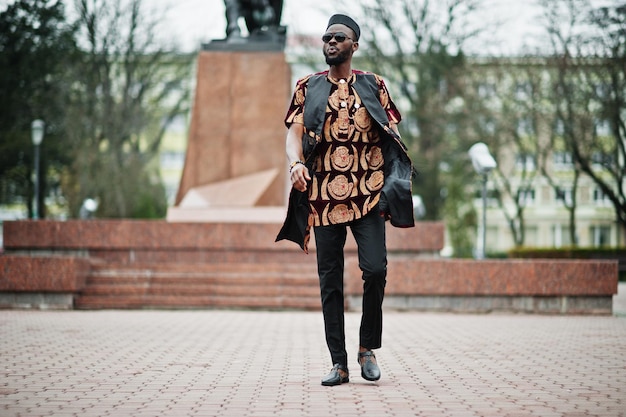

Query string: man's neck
[328,64,352,80]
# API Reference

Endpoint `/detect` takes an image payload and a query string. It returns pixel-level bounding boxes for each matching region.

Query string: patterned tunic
[285,70,401,227]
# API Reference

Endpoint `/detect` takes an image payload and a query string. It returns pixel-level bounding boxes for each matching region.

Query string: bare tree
[354,0,485,223]
[537,92,582,247]
[490,62,541,247]
[541,0,626,243]
[63,0,193,217]
[494,59,585,248]
[454,57,544,248]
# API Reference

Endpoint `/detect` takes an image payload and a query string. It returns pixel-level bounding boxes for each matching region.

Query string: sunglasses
[322,32,354,43]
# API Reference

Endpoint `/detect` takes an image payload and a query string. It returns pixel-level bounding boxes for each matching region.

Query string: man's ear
[352,42,359,53]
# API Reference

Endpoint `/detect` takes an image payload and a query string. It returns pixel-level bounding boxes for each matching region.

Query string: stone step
[75,294,321,310]
[81,280,320,297]
[75,262,321,310]
[88,262,318,274]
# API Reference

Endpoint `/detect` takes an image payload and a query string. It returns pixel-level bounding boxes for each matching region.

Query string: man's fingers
[290,165,310,192]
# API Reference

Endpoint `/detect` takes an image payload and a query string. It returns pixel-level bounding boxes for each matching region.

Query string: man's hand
[285,123,308,191]
[290,163,311,192]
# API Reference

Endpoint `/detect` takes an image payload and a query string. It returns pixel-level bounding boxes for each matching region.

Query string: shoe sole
[361,371,380,381]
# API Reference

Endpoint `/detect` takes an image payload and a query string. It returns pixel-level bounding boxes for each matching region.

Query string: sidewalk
[1,287,625,417]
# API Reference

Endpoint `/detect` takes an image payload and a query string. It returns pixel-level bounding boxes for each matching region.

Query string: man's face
[323,24,357,66]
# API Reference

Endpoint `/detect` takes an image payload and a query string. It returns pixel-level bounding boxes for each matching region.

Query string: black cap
[326,14,360,41]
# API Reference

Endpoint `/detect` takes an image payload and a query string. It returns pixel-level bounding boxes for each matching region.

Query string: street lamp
[31,119,45,219]
[468,142,497,259]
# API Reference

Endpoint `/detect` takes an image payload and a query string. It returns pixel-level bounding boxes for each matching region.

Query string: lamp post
[31,119,45,219]
[468,142,497,260]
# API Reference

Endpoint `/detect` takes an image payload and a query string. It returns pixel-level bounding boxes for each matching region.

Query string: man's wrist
[289,160,305,172]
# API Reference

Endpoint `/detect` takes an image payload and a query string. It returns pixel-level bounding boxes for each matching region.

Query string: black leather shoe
[358,351,381,381]
[321,363,349,386]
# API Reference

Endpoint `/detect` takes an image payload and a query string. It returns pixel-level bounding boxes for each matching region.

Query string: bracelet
[289,160,305,172]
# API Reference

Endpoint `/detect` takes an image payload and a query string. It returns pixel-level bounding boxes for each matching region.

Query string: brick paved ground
[1,287,625,417]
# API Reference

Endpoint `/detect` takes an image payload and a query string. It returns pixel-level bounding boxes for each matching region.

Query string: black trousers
[314,210,387,368]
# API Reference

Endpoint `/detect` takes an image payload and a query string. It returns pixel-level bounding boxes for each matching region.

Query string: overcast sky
[0,0,619,55]
[156,0,546,55]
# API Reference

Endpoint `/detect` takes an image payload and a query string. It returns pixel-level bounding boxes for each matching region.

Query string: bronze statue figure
[224,0,284,40]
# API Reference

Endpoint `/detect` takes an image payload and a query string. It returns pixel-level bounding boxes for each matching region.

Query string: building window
[516,118,534,136]
[515,153,536,171]
[517,188,535,206]
[552,224,574,248]
[591,151,614,169]
[593,187,612,206]
[474,188,500,207]
[553,151,573,171]
[555,187,573,206]
[590,225,611,247]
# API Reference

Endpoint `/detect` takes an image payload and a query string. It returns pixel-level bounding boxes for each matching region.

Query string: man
[276,14,414,386]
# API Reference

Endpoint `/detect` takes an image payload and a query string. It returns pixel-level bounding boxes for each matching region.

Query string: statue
[203,0,285,51]
[224,0,284,40]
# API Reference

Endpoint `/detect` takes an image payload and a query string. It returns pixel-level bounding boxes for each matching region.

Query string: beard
[324,48,350,66]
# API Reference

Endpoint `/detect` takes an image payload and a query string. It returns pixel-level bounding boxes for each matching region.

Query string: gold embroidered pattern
[365,146,383,170]
[328,204,354,224]
[327,175,353,200]
[310,175,319,201]
[332,109,355,140]
[328,90,355,111]
[330,146,353,172]
[353,107,371,132]
[366,171,384,192]
[295,87,306,106]
[284,71,401,231]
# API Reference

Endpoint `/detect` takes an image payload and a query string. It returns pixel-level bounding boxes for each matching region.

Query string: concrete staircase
[75,261,320,310]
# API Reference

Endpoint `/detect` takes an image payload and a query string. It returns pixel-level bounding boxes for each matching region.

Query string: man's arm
[285,122,310,192]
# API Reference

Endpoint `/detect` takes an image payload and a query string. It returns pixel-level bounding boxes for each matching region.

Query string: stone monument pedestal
[168,49,291,222]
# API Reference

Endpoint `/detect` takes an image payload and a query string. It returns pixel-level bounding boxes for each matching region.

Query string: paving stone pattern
[1,309,625,417]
